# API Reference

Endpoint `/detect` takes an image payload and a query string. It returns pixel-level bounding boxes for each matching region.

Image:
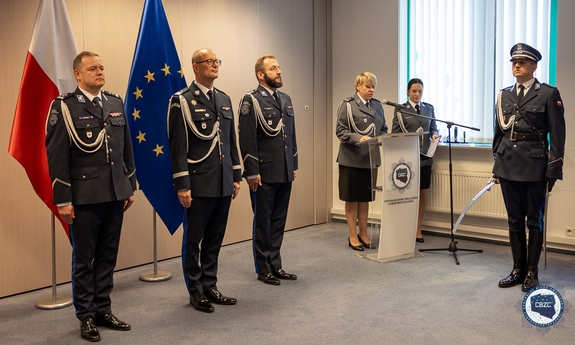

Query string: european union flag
[125,0,187,234]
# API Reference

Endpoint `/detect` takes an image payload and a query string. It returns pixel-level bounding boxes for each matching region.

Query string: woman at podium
[392,78,439,243]
[336,72,388,251]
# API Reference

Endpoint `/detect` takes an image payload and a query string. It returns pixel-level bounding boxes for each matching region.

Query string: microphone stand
[392,107,483,265]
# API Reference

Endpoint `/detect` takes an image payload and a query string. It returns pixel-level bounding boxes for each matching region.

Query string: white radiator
[427,171,507,218]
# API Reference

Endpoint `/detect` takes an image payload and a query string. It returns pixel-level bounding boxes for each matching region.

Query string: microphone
[382,99,409,109]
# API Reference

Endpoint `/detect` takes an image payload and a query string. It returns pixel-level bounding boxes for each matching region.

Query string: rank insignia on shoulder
[109,112,122,117]
[48,111,59,126]
[191,100,197,105]
[76,95,86,103]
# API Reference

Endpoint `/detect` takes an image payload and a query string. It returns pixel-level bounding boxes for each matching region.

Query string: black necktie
[273,91,280,106]
[415,104,420,114]
[207,90,215,108]
[93,96,102,115]
[366,100,370,109]
[517,84,525,103]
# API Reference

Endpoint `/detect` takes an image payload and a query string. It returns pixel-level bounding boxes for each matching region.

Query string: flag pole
[139,209,172,282]
[35,214,73,309]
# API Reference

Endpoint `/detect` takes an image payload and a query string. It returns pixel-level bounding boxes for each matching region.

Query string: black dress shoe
[498,268,525,288]
[94,313,131,331]
[358,236,376,249]
[257,272,281,285]
[190,294,214,313]
[273,268,297,280]
[521,269,539,292]
[416,237,424,243]
[348,237,364,251]
[205,289,237,305]
[80,316,100,342]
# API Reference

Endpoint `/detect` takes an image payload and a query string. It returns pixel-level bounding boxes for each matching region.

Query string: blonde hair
[355,72,377,91]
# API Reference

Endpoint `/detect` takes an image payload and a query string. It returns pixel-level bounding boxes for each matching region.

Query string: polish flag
[8,0,78,235]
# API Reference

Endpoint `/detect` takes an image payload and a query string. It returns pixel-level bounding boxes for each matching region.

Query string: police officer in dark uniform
[493,43,565,292]
[336,72,387,251]
[168,48,241,313]
[238,54,298,286]
[46,51,136,342]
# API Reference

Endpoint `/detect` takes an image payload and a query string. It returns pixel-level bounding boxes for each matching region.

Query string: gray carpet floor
[1,222,573,344]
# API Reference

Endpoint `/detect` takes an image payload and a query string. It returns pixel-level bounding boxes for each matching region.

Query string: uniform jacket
[336,93,388,169]
[492,79,565,182]
[46,87,136,205]
[392,101,439,166]
[168,83,241,198]
[238,85,298,184]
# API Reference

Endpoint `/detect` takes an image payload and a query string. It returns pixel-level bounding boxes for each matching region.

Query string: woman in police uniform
[336,72,388,251]
[392,78,439,242]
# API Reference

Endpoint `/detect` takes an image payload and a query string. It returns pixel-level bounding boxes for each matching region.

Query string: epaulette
[541,82,557,90]
[422,101,433,108]
[175,86,189,96]
[248,89,258,95]
[102,90,121,98]
[57,93,74,100]
[501,85,513,91]
[214,87,227,96]
[343,96,355,102]
[371,98,381,104]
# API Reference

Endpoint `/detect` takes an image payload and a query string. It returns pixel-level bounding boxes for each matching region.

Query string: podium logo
[522,285,564,327]
[389,158,414,193]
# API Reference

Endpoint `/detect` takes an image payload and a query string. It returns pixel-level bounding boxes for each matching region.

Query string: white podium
[362,132,424,262]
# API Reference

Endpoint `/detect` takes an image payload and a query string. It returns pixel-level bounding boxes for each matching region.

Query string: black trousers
[499,178,546,233]
[70,200,124,321]
[182,196,232,296]
[250,182,292,274]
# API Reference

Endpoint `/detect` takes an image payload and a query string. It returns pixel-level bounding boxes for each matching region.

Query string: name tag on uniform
[79,116,93,120]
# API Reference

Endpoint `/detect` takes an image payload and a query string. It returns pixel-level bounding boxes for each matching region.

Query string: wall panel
[0,0,327,297]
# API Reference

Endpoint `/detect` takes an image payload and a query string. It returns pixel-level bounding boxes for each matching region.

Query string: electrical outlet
[565,227,575,237]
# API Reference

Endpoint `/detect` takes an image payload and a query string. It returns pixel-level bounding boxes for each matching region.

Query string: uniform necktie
[207,89,215,108]
[517,84,525,103]
[366,99,371,109]
[415,104,420,114]
[273,91,280,106]
[93,96,103,115]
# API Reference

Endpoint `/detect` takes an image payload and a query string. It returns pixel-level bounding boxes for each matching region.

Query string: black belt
[504,132,543,141]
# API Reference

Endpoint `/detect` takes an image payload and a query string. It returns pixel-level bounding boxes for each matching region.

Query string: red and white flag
[8,0,78,235]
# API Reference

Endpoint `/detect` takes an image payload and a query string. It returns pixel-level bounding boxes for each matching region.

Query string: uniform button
[107,135,111,139]
[222,154,225,158]
[513,145,517,148]
[285,146,288,148]
[104,123,108,127]
[109,149,113,152]
[82,175,86,179]
[111,162,115,165]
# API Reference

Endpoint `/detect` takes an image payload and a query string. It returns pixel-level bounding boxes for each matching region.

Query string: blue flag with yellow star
[125,0,186,234]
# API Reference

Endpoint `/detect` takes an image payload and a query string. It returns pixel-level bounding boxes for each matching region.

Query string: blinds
[406,0,552,143]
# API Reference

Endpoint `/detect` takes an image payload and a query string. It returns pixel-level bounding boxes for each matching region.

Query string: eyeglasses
[195,59,222,66]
